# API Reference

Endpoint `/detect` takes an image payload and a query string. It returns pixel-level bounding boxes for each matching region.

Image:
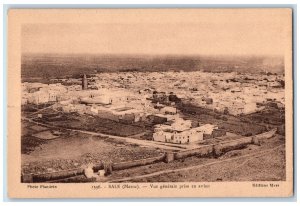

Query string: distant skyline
[22,9,290,56]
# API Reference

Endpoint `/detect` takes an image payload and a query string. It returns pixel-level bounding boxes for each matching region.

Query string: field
[22,121,164,175]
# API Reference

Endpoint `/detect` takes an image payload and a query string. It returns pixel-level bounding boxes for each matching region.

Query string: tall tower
[82,73,88,90]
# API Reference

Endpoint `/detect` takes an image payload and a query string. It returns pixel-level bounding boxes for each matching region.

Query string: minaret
[82,73,88,90]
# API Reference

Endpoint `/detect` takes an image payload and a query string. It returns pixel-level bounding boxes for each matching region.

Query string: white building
[153,118,217,144]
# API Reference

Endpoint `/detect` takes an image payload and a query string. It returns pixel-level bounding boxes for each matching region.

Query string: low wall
[253,128,277,140]
[214,137,252,156]
[175,129,276,158]
[252,128,277,145]
[92,162,104,172]
[112,154,165,171]
[29,168,84,183]
[98,110,119,122]
[174,145,214,160]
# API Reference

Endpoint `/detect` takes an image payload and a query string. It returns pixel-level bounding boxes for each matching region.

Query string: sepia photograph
[7,8,293,198]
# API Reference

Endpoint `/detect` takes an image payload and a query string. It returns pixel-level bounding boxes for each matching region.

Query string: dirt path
[26,104,55,117]
[110,144,285,183]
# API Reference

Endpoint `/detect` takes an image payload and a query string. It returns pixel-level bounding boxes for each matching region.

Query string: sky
[21,9,291,56]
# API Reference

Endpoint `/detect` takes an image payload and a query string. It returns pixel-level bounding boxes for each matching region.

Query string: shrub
[245,132,253,137]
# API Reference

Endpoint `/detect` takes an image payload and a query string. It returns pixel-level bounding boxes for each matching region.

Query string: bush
[245,132,253,137]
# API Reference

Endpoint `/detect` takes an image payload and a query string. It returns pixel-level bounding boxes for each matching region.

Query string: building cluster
[22,83,68,105]
[94,71,284,116]
[153,117,218,144]
[22,71,285,145]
